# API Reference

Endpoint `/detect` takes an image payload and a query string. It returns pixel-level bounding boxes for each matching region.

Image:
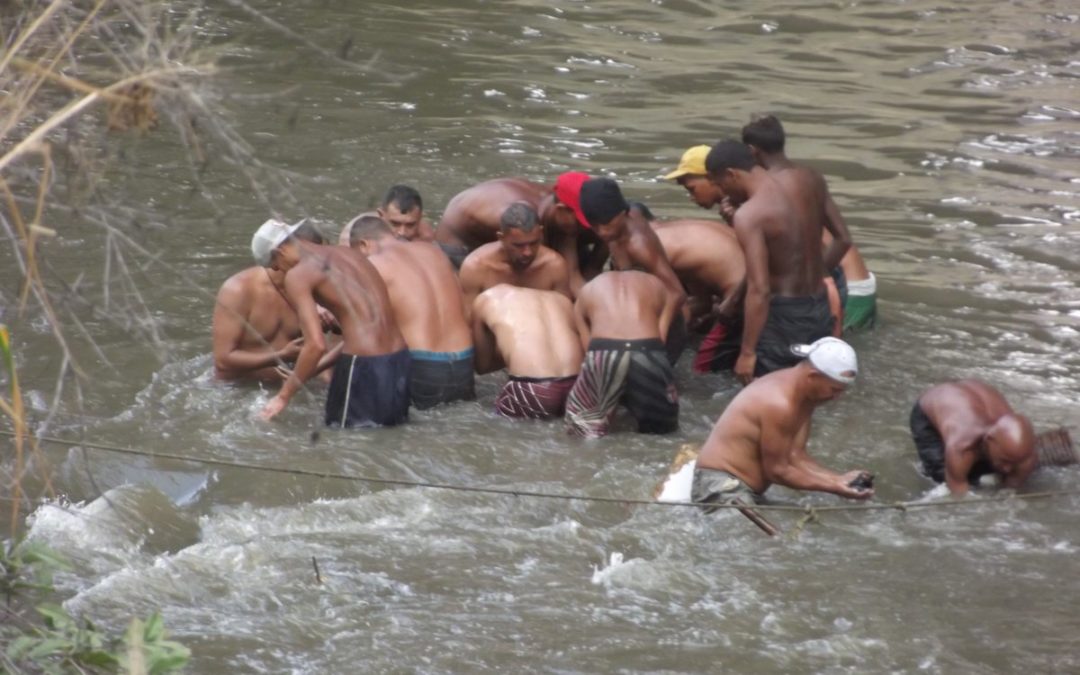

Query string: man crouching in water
[252,218,409,427]
[693,337,874,506]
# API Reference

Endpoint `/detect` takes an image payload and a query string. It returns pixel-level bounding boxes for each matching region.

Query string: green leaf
[36,602,73,630]
[79,649,120,667]
[143,611,164,643]
[147,647,191,675]
[6,634,38,659]
[25,636,71,659]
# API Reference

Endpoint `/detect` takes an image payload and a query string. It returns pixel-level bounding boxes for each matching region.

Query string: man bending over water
[910,380,1036,496]
[565,271,681,438]
[253,218,409,427]
[349,215,474,409]
[472,285,583,419]
[693,337,874,506]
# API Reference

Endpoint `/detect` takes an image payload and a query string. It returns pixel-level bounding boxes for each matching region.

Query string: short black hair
[292,221,325,244]
[579,178,629,227]
[499,202,539,234]
[348,215,393,247]
[382,184,423,213]
[705,140,756,176]
[741,114,785,153]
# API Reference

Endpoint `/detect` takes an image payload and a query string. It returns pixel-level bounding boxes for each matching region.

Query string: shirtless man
[472,285,583,419]
[459,202,571,312]
[348,215,474,409]
[252,219,409,427]
[578,178,688,364]
[437,173,604,288]
[565,271,681,438]
[910,380,1036,496]
[706,140,843,384]
[338,184,435,245]
[741,115,875,332]
[693,337,874,505]
[651,219,746,373]
[212,221,326,382]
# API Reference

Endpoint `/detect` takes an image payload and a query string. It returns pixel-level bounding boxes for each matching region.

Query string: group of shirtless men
[212,115,1039,511]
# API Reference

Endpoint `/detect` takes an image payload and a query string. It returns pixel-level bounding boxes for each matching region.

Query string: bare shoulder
[217,267,259,299]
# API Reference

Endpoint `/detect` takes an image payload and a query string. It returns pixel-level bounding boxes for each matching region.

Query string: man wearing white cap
[251,218,410,427]
[692,337,874,506]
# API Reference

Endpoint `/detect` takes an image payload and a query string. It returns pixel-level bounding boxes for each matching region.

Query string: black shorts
[755,290,834,377]
[909,401,993,484]
[665,312,688,366]
[409,348,476,410]
[565,337,679,438]
[325,350,411,428]
[437,242,469,270]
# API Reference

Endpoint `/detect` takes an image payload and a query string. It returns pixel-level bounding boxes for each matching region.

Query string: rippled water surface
[5,0,1080,672]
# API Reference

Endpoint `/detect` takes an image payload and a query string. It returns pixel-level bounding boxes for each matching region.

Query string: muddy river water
[4,0,1080,671]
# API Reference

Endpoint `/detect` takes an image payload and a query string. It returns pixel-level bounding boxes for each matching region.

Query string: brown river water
[3,0,1080,672]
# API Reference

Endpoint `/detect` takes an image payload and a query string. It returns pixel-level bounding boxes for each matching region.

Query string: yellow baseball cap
[663,145,711,180]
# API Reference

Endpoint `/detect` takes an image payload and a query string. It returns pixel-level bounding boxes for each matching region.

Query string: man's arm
[471,300,503,374]
[261,268,328,420]
[760,411,873,499]
[459,260,485,322]
[546,252,573,300]
[212,280,301,376]
[819,177,852,271]
[733,214,770,385]
[1002,453,1038,490]
[943,441,979,496]
[573,292,592,352]
[628,234,687,311]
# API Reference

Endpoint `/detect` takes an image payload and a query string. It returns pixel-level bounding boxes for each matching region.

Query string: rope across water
[4,428,1079,515]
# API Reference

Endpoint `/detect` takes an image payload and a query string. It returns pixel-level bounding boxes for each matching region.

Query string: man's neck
[759,152,794,171]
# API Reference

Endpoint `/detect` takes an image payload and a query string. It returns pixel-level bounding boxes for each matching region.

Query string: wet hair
[705,140,757,175]
[499,202,539,234]
[292,221,325,244]
[382,184,423,213]
[741,114,786,153]
[348,215,393,247]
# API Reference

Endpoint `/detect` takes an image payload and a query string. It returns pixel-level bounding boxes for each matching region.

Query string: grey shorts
[691,467,762,510]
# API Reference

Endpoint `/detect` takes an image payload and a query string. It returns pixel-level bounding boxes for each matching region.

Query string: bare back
[367,241,471,353]
[475,285,582,378]
[437,178,548,249]
[578,271,671,341]
[652,219,745,299]
[286,244,404,356]
[739,174,825,297]
[918,379,1013,448]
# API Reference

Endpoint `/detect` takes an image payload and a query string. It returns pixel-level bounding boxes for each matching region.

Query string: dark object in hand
[848,472,874,491]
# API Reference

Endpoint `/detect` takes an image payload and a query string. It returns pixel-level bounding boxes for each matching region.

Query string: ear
[376,207,386,218]
[496,231,504,242]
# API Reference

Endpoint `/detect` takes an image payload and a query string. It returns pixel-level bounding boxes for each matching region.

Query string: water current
[3,0,1080,671]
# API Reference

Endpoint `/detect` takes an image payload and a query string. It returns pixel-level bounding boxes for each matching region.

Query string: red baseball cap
[553,171,591,228]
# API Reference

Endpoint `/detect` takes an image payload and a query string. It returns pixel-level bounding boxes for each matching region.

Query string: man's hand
[719,197,736,225]
[277,336,304,362]
[260,395,288,421]
[837,470,875,500]
[316,306,340,334]
[734,352,756,385]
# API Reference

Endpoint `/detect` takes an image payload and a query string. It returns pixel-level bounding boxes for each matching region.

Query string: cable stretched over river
[3,428,1079,515]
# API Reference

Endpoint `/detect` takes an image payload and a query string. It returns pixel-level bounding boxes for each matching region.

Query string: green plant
[2,539,189,674]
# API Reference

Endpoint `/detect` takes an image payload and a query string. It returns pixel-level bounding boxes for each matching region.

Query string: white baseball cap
[791,337,858,384]
[251,218,304,267]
